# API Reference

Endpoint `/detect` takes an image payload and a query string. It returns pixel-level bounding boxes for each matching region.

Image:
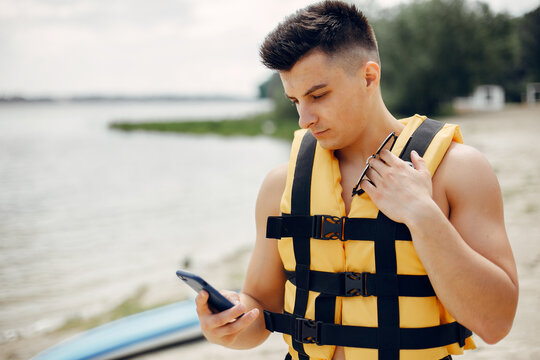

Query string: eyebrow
[304,83,328,96]
[286,83,328,100]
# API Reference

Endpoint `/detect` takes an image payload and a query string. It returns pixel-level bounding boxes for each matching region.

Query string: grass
[109,112,300,141]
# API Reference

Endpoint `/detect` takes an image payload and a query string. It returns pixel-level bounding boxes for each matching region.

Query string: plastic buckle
[294,318,321,344]
[263,310,274,332]
[344,272,368,297]
[317,215,345,240]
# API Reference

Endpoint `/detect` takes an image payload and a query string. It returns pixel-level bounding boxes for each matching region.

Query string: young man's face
[280,50,373,150]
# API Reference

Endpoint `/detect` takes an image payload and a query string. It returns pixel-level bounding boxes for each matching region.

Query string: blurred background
[1,0,539,359]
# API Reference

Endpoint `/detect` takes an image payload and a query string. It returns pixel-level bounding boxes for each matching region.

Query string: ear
[363,61,380,91]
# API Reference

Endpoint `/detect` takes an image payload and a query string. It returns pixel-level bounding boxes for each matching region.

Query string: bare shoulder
[439,141,493,173]
[261,163,288,193]
[256,163,288,216]
[436,141,500,205]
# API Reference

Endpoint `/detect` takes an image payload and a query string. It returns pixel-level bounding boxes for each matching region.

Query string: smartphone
[176,269,235,313]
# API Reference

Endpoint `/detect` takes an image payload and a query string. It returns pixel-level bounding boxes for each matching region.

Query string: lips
[311,129,328,138]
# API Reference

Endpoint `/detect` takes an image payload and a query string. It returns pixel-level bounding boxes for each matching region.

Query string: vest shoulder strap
[399,117,444,162]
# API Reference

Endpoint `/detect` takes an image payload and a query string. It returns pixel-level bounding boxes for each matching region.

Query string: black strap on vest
[375,212,400,359]
[284,270,436,297]
[264,311,472,349]
[289,132,316,359]
[266,215,412,241]
[265,119,471,359]
[376,119,445,358]
[399,118,444,161]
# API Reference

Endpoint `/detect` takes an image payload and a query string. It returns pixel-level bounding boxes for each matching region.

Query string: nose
[297,103,317,129]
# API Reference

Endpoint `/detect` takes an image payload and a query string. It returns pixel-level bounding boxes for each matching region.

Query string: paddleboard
[32,298,202,360]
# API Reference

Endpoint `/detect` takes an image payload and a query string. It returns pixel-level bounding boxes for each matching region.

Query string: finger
[199,302,247,335]
[366,157,388,176]
[411,150,428,173]
[213,302,247,327]
[195,290,213,317]
[365,164,383,185]
[379,149,403,167]
[360,177,377,194]
[213,308,260,338]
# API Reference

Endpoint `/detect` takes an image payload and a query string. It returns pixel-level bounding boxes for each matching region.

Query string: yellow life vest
[264,115,476,360]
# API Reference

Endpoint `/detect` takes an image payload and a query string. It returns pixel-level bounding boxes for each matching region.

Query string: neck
[335,104,404,167]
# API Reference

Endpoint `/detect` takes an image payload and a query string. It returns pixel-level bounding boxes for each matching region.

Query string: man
[195,1,518,359]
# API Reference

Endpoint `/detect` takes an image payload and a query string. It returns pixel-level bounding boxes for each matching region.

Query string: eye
[313,92,328,100]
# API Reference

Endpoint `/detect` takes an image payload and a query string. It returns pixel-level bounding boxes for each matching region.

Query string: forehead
[280,50,346,95]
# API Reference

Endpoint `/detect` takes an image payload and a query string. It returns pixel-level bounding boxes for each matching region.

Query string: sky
[0,0,538,98]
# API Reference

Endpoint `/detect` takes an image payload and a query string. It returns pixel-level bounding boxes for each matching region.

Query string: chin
[317,139,341,150]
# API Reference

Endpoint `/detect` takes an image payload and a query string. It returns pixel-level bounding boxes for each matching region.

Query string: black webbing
[284,270,435,297]
[373,118,444,360]
[315,294,336,340]
[290,132,316,216]
[264,311,472,350]
[290,132,317,360]
[374,213,400,360]
[399,118,444,162]
[266,215,412,241]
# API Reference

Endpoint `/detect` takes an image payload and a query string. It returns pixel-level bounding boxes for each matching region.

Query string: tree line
[259,0,540,118]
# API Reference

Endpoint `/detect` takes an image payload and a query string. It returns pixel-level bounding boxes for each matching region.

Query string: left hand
[360,149,434,224]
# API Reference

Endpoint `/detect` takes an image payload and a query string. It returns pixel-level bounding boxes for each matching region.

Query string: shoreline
[3,105,540,360]
[109,112,299,141]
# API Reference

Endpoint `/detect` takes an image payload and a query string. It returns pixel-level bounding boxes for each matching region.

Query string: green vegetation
[518,6,540,83]
[110,109,300,141]
[373,0,537,114]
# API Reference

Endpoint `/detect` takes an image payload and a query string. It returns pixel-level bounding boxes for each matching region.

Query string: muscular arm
[362,144,518,344]
[410,144,518,343]
[196,164,288,349]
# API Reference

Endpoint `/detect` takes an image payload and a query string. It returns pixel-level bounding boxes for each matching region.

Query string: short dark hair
[260,0,379,71]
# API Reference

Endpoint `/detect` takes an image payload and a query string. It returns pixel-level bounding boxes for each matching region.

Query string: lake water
[0,100,291,342]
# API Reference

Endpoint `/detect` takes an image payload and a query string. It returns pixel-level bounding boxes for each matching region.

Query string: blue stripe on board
[33,299,201,360]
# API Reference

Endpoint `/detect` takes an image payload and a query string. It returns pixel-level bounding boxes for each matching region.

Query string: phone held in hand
[176,269,235,313]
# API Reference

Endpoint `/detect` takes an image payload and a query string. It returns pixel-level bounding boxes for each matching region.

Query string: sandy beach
[3,105,540,360]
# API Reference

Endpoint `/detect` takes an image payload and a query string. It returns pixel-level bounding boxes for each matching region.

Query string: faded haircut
[260,0,379,72]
